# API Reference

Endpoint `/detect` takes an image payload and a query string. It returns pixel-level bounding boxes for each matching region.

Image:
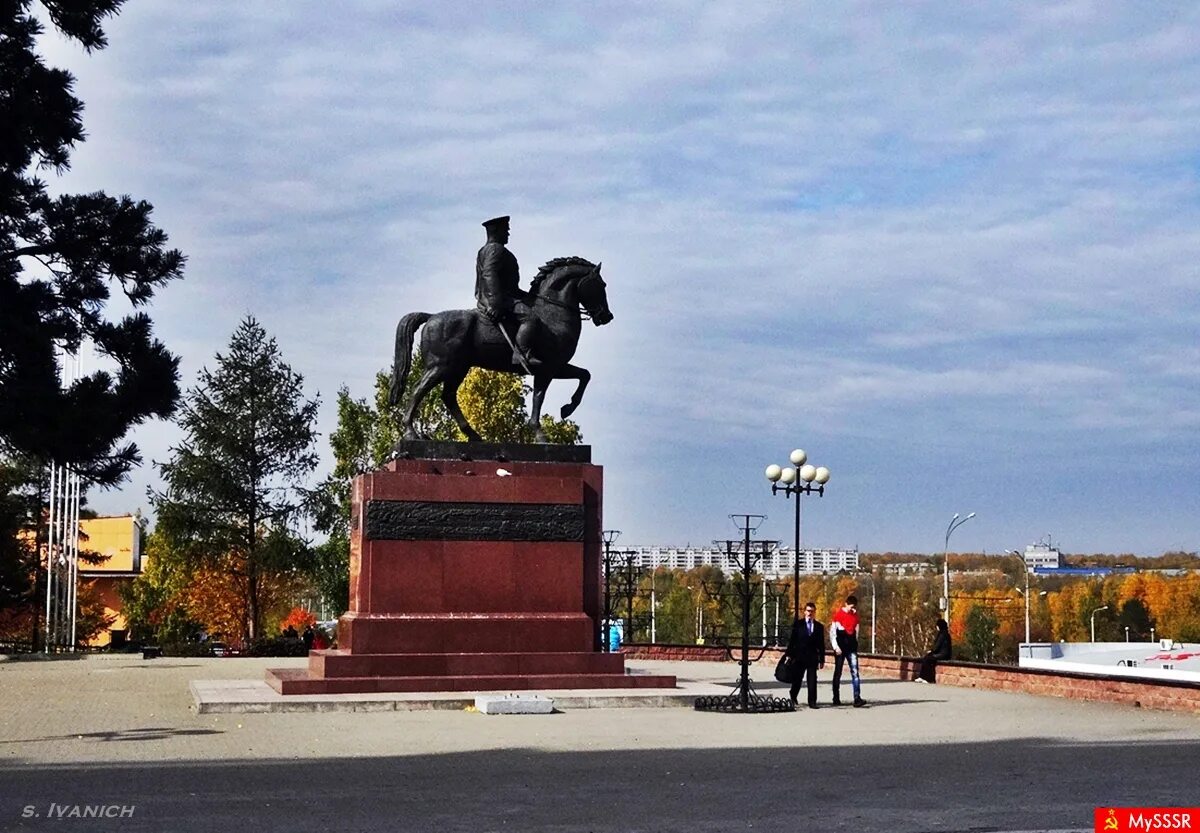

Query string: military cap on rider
[482,215,510,229]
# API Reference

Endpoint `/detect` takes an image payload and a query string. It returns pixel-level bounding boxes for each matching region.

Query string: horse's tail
[389,312,432,407]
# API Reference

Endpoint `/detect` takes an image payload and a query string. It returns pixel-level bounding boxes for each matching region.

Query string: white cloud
[25,1,1199,555]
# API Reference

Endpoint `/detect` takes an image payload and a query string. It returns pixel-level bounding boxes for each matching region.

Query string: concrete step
[265,667,677,695]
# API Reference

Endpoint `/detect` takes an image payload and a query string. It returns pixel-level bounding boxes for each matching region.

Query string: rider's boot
[514,325,542,370]
[513,346,541,371]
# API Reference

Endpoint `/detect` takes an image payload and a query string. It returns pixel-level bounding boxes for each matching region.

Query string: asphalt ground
[1,654,1197,833]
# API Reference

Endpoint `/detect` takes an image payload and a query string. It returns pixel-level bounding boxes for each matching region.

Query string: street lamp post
[624,552,636,645]
[649,549,658,644]
[1005,549,1035,644]
[942,512,976,624]
[685,584,703,643]
[1091,605,1109,643]
[765,449,830,621]
[602,529,620,652]
[861,572,876,654]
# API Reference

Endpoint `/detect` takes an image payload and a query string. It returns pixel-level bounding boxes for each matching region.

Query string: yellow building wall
[84,578,128,647]
[79,516,140,572]
[18,515,144,647]
[77,516,142,647]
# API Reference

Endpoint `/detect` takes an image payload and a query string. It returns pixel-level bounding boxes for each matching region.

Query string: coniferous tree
[1,1,184,486]
[152,317,319,641]
[0,456,40,627]
[962,605,1000,663]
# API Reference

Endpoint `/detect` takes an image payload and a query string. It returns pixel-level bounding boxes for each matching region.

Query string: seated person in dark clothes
[918,618,952,683]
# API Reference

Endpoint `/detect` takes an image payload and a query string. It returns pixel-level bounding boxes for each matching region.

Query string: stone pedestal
[266,446,674,694]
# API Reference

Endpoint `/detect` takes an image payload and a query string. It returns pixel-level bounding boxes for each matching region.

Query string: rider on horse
[474,215,539,370]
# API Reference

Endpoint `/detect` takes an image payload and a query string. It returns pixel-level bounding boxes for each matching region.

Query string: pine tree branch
[4,244,59,261]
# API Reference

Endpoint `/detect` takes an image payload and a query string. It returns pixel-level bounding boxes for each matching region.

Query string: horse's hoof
[560,405,576,420]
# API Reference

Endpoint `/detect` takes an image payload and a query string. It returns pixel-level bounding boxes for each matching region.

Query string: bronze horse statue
[388,257,612,442]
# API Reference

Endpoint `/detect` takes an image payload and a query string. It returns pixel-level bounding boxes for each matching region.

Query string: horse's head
[578,262,613,326]
[531,257,613,326]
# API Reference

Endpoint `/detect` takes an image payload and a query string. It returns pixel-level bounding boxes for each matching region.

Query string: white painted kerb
[475,694,555,715]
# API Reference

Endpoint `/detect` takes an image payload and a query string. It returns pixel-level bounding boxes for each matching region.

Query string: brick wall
[621,644,728,662]
[622,644,1200,715]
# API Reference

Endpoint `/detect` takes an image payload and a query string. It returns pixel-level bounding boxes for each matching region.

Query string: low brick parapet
[622,643,1200,715]
[620,644,728,662]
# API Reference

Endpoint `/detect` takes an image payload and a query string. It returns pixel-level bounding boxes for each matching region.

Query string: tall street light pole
[943,511,976,624]
[861,572,877,654]
[1091,605,1109,643]
[649,549,658,644]
[765,449,830,621]
[1005,548,1046,646]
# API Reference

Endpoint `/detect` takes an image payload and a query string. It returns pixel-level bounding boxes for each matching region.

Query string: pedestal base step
[309,649,625,678]
[265,666,677,695]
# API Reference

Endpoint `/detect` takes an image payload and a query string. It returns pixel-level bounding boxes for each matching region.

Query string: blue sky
[44,2,1200,556]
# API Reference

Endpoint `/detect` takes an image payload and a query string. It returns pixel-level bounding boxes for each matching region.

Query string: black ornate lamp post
[764,449,830,621]
[602,529,620,652]
[694,515,792,714]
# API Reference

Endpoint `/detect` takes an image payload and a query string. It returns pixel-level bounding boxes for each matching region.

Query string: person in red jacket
[830,594,866,707]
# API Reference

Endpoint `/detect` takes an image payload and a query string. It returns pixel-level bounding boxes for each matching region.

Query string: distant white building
[1020,639,1200,684]
[878,561,935,576]
[1023,541,1063,572]
[625,545,858,578]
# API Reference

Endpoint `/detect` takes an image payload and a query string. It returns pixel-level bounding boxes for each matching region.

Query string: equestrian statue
[388,215,613,443]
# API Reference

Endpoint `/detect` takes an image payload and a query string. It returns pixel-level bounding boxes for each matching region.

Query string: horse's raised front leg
[556,363,591,420]
[441,370,482,443]
[403,367,443,440]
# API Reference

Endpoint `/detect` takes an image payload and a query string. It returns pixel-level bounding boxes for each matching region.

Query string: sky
[38,1,1200,557]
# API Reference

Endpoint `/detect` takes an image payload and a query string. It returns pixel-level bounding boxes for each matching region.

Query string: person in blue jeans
[830,594,866,707]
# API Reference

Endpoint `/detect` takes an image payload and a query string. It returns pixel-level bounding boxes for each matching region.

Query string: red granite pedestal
[266,449,675,694]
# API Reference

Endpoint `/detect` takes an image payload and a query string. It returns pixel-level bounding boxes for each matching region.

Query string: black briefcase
[774,655,793,683]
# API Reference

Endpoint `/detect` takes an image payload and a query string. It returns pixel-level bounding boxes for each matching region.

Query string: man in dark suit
[783,601,826,709]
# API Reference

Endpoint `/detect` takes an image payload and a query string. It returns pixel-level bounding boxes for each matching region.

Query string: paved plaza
[1,654,1197,832]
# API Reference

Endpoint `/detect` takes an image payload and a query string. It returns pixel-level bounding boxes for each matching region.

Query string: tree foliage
[1,0,184,485]
[118,530,195,643]
[961,604,1000,663]
[150,317,318,641]
[0,455,40,612]
[588,555,1200,665]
